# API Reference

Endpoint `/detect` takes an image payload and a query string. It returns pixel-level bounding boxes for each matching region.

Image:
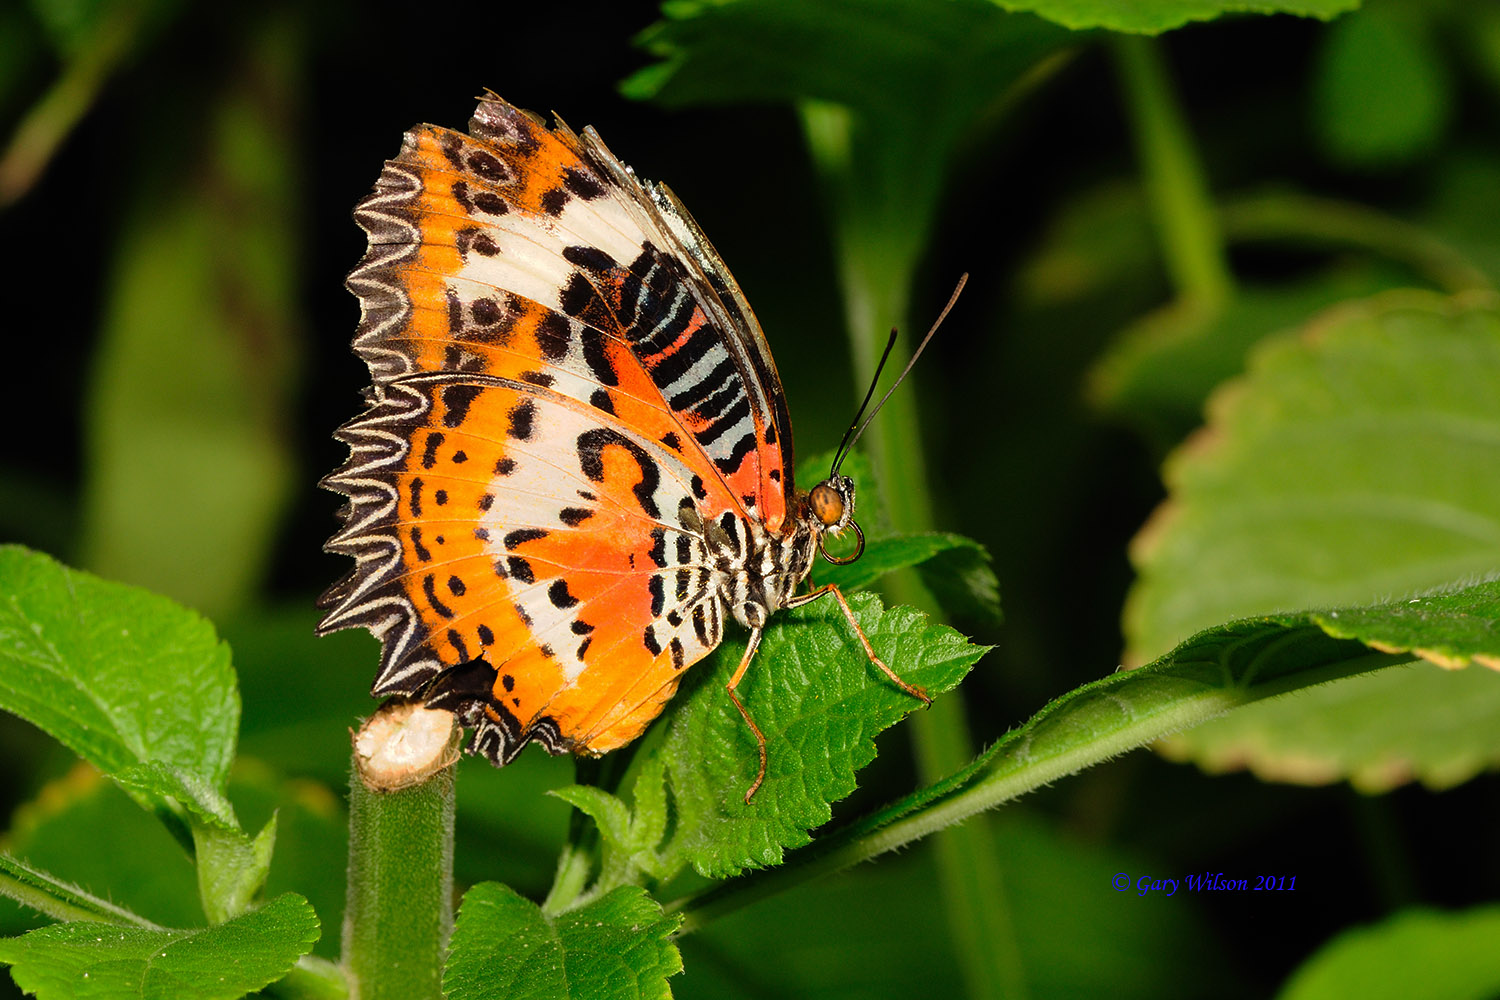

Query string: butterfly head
[808,475,864,565]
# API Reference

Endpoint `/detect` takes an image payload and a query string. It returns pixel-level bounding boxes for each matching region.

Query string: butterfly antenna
[830,273,968,476]
[830,329,899,475]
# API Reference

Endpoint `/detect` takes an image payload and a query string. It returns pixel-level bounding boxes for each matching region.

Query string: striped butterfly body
[319,94,926,799]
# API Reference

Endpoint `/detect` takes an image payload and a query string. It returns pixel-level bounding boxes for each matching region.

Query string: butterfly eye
[808,483,845,528]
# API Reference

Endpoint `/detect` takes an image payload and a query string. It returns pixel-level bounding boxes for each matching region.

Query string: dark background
[3,1,1499,997]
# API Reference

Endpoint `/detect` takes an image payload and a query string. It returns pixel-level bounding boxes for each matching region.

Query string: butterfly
[318,94,930,801]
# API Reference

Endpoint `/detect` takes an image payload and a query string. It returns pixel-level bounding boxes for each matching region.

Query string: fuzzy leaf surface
[0,547,238,798]
[0,893,319,1000]
[445,884,680,1000]
[662,592,985,878]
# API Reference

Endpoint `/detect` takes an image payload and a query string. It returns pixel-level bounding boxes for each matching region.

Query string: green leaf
[663,592,985,879]
[987,0,1357,34]
[1312,4,1450,170]
[1277,906,1500,1000]
[0,547,239,800]
[1127,292,1500,788]
[80,16,302,617]
[671,588,1463,932]
[0,892,320,1000]
[113,762,274,924]
[445,884,680,1000]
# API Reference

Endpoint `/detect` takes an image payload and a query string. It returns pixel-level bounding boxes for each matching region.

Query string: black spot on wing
[576,428,661,519]
[562,244,615,272]
[508,399,537,440]
[563,167,606,200]
[559,507,593,527]
[423,574,455,617]
[422,432,445,469]
[548,579,579,609]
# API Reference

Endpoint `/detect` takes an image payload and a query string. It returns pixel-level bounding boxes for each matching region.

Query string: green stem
[0,0,145,206]
[1113,35,1233,311]
[265,956,350,1000]
[0,854,158,928]
[1220,191,1493,293]
[670,650,1409,934]
[342,750,455,1000]
[800,98,1018,1000]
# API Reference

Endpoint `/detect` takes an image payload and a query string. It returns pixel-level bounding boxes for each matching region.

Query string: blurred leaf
[80,13,302,617]
[0,7,45,114]
[1126,291,1500,789]
[1312,3,1450,170]
[0,892,319,1000]
[0,547,238,803]
[1090,269,1401,442]
[445,884,680,1000]
[0,0,164,205]
[661,592,984,879]
[0,767,201,933]
[679,814,1225,1000]
[224,605,376,783]
[989,0,1357,34]
[1277,906,1500,1000]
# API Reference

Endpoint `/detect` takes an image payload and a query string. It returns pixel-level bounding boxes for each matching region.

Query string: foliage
[4,0,1500,997]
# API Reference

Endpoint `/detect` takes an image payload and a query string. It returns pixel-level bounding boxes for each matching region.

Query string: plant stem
[1220,191,1493,293]
[1113,35,1233,311]
[342,709,457,1000]
[800,98,1018,1000]
[0,0,145,206]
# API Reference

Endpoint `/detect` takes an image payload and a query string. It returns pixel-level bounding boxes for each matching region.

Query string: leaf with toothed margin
[444,884,680,1000]
[659,591,985,879]
[0,893,320,1000]
[0,546,239,811]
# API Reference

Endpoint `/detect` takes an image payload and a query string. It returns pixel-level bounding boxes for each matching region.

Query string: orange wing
[322,371,730,759]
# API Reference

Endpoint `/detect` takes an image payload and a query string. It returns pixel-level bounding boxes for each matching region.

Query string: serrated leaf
[1126,292,1500,789]
[1277,906,1500,1000]
[0,892,319,1000]
[987,0,1357,34]
[0,547,239,802]
[444,884,680,1000]
[662,592,985,879]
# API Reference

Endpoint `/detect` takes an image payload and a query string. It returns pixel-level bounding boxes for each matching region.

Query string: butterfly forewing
[321,95,792,762]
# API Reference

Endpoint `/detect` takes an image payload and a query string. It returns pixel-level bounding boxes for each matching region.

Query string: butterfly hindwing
[322,94,813,764]
[322,369,727,761]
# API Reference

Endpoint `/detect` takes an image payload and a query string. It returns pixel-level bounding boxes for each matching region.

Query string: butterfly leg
[725,626,768,804]
[785,584,933,707]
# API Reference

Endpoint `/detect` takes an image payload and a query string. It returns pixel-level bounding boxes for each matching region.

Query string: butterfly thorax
[693,474,856,632]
